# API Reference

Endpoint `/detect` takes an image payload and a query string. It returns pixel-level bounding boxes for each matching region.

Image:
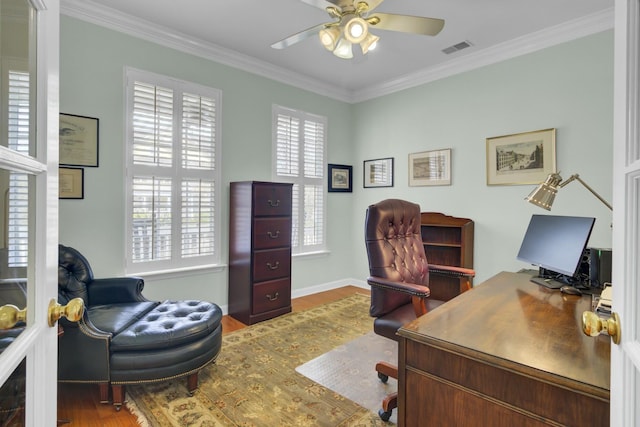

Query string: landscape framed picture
[328,164,353,192]
[363,157,394,188]
[409,149,451,186]
[486,128,556,185]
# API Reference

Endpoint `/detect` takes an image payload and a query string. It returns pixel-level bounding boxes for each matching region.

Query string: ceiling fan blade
[271,23,328,49]
[363,0,384,12]
[299,0,337,10]
[370,13,445,36]
[299,0,351,10]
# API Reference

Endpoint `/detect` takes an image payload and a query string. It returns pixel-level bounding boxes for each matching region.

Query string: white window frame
[272,104,327,255]
[124,68,222,274]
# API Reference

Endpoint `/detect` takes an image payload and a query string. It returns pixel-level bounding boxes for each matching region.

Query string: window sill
[292,250,330,260]
[127,264,226,281]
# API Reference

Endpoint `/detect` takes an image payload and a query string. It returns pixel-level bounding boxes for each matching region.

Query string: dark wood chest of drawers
[228,181,292,324]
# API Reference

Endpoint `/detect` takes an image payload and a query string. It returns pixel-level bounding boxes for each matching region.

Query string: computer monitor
[517,214,596,289]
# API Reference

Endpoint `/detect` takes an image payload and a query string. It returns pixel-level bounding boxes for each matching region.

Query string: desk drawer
[252,278,291,314]
[253,184,292,217]
[253,248,290,281]
[253,218,291,249]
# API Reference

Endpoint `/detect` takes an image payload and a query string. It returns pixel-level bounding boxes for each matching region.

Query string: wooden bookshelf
[420,212,474,290]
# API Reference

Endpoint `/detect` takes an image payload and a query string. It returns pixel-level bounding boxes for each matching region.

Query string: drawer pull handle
[267,230,280,239]
[268,199,280,207]
[266,261,280,270]
[266,292,279,301]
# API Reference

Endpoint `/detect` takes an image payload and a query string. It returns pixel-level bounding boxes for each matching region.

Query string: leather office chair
[364,199,475,421]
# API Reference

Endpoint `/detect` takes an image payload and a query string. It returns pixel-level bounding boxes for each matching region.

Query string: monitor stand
[530,276,566,289]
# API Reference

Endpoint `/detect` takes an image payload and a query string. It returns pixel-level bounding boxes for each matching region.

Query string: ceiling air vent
[442,40,473,55]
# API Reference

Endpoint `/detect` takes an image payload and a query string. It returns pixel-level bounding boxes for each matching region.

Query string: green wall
[350,31,614,284]
[59,17,354,305]
[60,14,613,304]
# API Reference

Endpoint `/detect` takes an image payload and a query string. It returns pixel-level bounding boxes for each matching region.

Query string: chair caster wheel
[378,408,392,422]
[378,372,389,383]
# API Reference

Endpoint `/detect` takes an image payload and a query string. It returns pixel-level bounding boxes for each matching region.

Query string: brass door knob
[0,304,27,330]
[48,298,84,327]
[582,311,621,344]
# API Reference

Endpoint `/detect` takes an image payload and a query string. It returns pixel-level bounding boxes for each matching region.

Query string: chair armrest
[367,276,430,297]
[58,315,111,382]
[87,277,147,305]
[428,264,476,298]
[429,264,475,278]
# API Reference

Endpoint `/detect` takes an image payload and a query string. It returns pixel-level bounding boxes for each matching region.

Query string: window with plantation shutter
[272,105,326,254]
[125,69,221,273]
[7,70,30,267]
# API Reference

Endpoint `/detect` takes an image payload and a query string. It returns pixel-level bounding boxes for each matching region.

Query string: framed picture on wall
[363,157,394,188]
[408,149,451,186]
[486,128,556,185]
[59,167,84,199]
[59,113,99,167]
[328,164,353,192]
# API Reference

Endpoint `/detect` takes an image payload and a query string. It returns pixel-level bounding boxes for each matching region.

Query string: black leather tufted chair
[365,199,475,421]
[57,244,223,410]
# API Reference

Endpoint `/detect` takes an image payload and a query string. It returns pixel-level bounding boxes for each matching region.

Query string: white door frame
[611,0,640,425]
[0,0,59,425]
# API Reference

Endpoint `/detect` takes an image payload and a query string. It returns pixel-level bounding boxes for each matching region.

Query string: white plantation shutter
[273,105,326,254]
[131,176,172,262]
[132,82,173,167]
[181,179,215,257]
[7,71,30,267]
[126,69,221,272]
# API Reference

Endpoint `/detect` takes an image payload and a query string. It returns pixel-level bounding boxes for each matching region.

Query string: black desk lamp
[525,172,613,211]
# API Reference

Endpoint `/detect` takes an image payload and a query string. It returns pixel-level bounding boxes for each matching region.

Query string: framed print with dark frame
[409,149,451,186]
[59,167,84,199]
[328,164,353,192]
[59,113,99,167]
[486,128,556,185]
[363,157,394,188]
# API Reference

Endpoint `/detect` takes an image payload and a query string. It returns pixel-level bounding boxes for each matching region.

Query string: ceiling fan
[271,0,445,59]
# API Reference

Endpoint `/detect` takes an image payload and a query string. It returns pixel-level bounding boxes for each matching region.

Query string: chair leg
[379,392,398,422]
[375,361,398,382]
[111,384,125,411]
[98,383,109,404]
[376,362,399,421]
[187,372,199,395]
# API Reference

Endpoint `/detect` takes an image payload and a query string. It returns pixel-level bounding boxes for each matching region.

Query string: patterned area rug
[125,293,387,426]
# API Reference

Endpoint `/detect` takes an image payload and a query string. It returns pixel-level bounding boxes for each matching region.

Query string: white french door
[0,0,60,426]
[610,0,640,425]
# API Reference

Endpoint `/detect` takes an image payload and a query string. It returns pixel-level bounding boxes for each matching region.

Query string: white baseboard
[291,278,368,299]
[219,278,368,316]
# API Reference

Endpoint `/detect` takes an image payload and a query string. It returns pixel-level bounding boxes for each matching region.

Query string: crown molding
[352,8,615,103]
[60,0,352,103]
[61,0,613,104]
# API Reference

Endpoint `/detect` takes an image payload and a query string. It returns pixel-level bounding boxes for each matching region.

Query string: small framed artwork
[59,167,84,199]
[363,157,394,188]
[328,164,353,193]
[59,113,99,167]
[486,128,556,185]
[409,149,452,186]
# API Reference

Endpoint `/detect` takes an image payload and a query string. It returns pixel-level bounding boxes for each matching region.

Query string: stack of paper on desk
[596,285,612,315]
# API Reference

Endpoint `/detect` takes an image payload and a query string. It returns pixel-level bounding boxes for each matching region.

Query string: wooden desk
[397,271,610,427]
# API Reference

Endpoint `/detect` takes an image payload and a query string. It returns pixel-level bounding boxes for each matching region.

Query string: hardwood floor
[56,285,369,426]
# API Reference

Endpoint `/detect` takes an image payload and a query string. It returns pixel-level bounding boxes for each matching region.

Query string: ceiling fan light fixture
[360,32,379,54]
[333,38,353,59]
[319,26,340,51]
[344,17,368,43]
